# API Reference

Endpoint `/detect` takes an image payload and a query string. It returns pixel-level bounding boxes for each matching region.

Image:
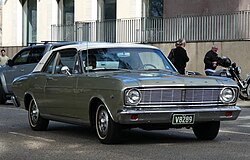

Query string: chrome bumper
[116,105,241,124]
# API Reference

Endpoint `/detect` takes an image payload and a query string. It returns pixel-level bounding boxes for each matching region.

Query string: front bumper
[116,105,241,125]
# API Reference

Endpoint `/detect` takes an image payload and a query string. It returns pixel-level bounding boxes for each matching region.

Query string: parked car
[12,42,241,144]
[0,41,80,104]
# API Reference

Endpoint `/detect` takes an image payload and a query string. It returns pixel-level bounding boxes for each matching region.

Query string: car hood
[95,70,237,87]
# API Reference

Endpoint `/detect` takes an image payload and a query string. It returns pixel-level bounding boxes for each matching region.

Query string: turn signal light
[131,114,138,121]
[225,111,233,117]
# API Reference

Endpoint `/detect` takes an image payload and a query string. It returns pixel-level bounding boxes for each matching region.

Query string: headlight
[220,88,235,103]
[125,89,141,105]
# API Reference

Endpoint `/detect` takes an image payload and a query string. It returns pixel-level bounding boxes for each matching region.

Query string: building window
[63,0,74,26]
[149,0,163,17]
[104,0,116,20]
[27,0,37,43]
[60,0,74,41]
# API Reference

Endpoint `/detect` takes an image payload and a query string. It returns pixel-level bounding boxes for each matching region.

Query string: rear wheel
[28,98,49,131]
[193,121,220,140]
[95,103,121,144]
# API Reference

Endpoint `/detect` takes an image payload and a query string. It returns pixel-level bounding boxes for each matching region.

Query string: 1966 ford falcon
[12,42,241,144]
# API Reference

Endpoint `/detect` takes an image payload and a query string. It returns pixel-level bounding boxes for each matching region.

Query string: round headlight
[125,89,141,105]
[220,88,235,103]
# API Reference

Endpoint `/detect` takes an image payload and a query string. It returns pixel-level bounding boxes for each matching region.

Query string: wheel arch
[24,92,34,111]
[89,97,114,127]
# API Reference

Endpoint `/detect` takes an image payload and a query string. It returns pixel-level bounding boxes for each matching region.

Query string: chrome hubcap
[30,101,39,124]
[98,108,109,136]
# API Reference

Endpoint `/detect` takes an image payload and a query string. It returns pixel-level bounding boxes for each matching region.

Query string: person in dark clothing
[204,45,222,75]
[168,39,189,74]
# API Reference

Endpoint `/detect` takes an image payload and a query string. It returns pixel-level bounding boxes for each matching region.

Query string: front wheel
[28,98,49,131]
[239,83,250,100]
[95,103,121,144]
[193,121,220,140]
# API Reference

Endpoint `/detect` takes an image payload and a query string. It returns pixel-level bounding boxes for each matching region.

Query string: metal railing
[51,11,250,43]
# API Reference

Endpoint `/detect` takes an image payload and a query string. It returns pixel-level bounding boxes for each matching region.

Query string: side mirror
[7,59,14,67]
[61,66,71,76]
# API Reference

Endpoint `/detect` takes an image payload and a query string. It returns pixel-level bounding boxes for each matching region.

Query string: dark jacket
[168,47,189,74]
[204,50,221,70]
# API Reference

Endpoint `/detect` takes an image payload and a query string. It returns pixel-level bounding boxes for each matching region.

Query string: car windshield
[81,48,175,72]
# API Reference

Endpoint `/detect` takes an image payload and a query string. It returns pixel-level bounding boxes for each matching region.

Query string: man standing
[204,45,222,75]
[168,39,189,74]
[0,49,9,65]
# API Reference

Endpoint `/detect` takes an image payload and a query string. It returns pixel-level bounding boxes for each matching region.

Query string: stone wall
[152,41,250,78]
[0,46,24,58]
[163,0,250,17]
[2,41,250,79]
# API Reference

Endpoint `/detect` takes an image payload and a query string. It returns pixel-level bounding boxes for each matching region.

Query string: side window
[72,54,82,74]
[43,53,57,74]
[12,49,31,65]
[28,47,45,63]
[42,49,77,74]
[81,49,120,71]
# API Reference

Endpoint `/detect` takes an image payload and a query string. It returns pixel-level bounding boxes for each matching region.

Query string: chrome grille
[140,88,221,104]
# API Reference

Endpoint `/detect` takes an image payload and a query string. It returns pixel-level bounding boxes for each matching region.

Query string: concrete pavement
[237,99,250,108]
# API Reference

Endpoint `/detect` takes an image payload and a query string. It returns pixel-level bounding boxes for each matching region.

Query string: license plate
[172,114,195,125]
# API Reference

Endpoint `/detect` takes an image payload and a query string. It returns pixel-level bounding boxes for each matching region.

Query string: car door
[3,46,45,93]
[43,48,79,117]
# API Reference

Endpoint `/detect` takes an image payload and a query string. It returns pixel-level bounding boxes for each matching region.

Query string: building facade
[1,0,250,46]
[164,0,250,17]
[1,0,250,76]
[2,0,155,46]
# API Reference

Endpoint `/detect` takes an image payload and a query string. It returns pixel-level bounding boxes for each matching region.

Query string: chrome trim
[120,106,241,114]
[135,87,238,105]
[137,103,235,107]
[11,95,20,107]
[125,103,236,108]
[138,84,240,88]
[139,101,223,105]
[125,88,142,105]
[139,87,225,90]
[219,87,236,103]
[117,105,241,124]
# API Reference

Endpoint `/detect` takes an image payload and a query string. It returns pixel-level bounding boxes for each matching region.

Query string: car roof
[51,42,158,51]
[18,41,82,51]
[33,42,160,72]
